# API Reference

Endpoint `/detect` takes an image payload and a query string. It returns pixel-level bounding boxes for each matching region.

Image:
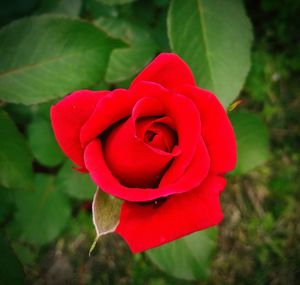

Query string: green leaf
[95,17,155,50]
[30,101,53,120]
[12,242,37,266]
[106,47,156,82]
[0,15,118,104]
[95,17,157,82]
[0,235,24,285]
[13,174,71,246]
[28,117,64,167]
[146,228,217,280]
[56,161,96,200]
[230,111,270,174]
[95,0,137,5]
[0,110,33,191]
[85,0,118,19]
[167,0,253,108]
[35,0,82,17]
[152,9,170,51]
[0,187,14,224]
[92,188,122,237]
[90,80,110,91]
[67,210,95,238]
[4,103,33,126]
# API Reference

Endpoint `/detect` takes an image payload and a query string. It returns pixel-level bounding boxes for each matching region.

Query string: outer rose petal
[80,89,138,146]
[115,175,226,253]
[176,85,237,173]
[130,53,196,91]
[50,90,109,168]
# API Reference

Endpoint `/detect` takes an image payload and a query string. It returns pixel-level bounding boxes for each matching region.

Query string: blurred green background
[0,0,299,284]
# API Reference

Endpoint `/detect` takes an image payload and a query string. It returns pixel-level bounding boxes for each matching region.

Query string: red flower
[51,53,236,253]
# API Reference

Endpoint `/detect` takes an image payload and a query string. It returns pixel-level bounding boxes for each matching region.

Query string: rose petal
[132,96,165,120]
[50,90,108,168]
[84,139,209,202]
[176,85,237,173]
[130,53,196,91]
[115,175,226,253]
[80,89,136,147]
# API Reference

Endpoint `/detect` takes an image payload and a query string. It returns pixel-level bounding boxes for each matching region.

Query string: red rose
[51,53,236,253]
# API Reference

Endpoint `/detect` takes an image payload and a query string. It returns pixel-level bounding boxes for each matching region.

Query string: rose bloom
[51,53,236,253]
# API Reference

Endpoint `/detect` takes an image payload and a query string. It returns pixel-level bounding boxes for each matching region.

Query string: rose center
[136,118,178,153]
[144,130,156,143]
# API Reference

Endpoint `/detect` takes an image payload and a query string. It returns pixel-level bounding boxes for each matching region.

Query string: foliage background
[0,0,299,284]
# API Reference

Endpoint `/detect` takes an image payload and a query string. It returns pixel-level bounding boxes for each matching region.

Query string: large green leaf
[105,47,155,82]
[27,117,64,167]
[13,174,71,245]
[0,110,33,191]
[95,17,157,82]
[167,0,253,108]
[35,0,82,17]
[56,160,96,200]
[0,15,118,104]
[0,235,24,285]
[230,111,270,174]
[95,17,147,44]
[146,228,217,280]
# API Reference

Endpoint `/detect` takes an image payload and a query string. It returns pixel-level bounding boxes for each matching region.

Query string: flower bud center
[144,130,156,143]
[137,118,178,153]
